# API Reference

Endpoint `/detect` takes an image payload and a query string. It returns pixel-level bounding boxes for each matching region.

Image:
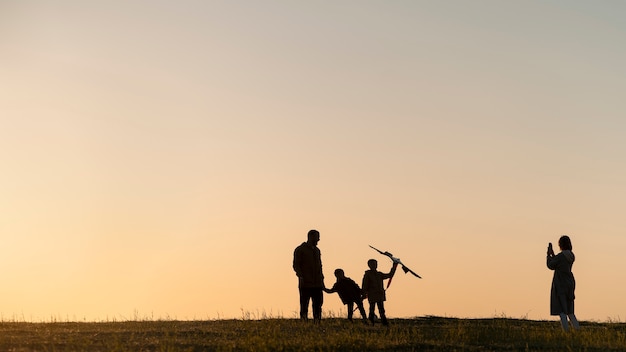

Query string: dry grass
[0,316,624,351]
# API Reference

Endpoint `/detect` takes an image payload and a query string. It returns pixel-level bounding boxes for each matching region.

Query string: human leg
[378,301,388,326]
[299,287,312,320]
[347,302,354,321]
[557,293,579,331]
[566,296,579,330]
[559,313,569,331]
[356,300,367,321]
[568,314,580,330]
[368,301,376,324]
[311,288,323,322]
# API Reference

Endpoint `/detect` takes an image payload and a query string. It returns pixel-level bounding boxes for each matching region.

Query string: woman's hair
[559,235,573,250]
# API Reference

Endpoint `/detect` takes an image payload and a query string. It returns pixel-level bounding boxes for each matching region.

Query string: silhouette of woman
[547,235,580,331]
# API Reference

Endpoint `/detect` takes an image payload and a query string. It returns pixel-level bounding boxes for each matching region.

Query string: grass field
[0,316,625,351]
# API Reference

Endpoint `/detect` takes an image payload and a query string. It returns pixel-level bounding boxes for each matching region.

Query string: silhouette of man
[293,229,324,322]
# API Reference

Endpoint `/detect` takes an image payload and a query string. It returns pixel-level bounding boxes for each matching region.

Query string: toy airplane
[369,245,422,282]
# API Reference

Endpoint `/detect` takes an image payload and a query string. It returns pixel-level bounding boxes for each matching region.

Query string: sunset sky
[2,1,625,322]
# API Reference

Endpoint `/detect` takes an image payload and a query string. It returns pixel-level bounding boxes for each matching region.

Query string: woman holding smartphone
[547,235,580,331]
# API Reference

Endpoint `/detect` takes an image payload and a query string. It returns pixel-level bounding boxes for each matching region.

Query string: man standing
[293,229,324,322]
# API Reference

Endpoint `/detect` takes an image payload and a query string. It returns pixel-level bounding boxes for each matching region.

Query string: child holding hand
[324,269,367,322]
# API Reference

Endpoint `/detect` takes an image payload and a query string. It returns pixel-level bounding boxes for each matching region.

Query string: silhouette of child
[362,259,397,326]
[324,269,367,322]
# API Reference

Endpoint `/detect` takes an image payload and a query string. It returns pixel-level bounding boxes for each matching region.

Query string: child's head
[367,259,378,270]
[334,269,345,279]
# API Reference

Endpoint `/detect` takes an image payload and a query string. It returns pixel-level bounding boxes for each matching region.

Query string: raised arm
[382,262,398,279]
[546,243,557,270]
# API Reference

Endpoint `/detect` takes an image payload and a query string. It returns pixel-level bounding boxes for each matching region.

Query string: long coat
[293,242,324,288]
[547,250,576,315]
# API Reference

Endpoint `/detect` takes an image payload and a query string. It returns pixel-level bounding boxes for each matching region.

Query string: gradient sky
[1,1,625,322]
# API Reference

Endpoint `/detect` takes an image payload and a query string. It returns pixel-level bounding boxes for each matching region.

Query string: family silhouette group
[293,229,580,331]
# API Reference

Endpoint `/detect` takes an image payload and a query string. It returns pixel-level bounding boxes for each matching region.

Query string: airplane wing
[400,264,422,279]
[371,245,422,279]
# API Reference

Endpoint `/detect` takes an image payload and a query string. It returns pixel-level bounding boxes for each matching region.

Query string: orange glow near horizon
[1,1,626,322]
